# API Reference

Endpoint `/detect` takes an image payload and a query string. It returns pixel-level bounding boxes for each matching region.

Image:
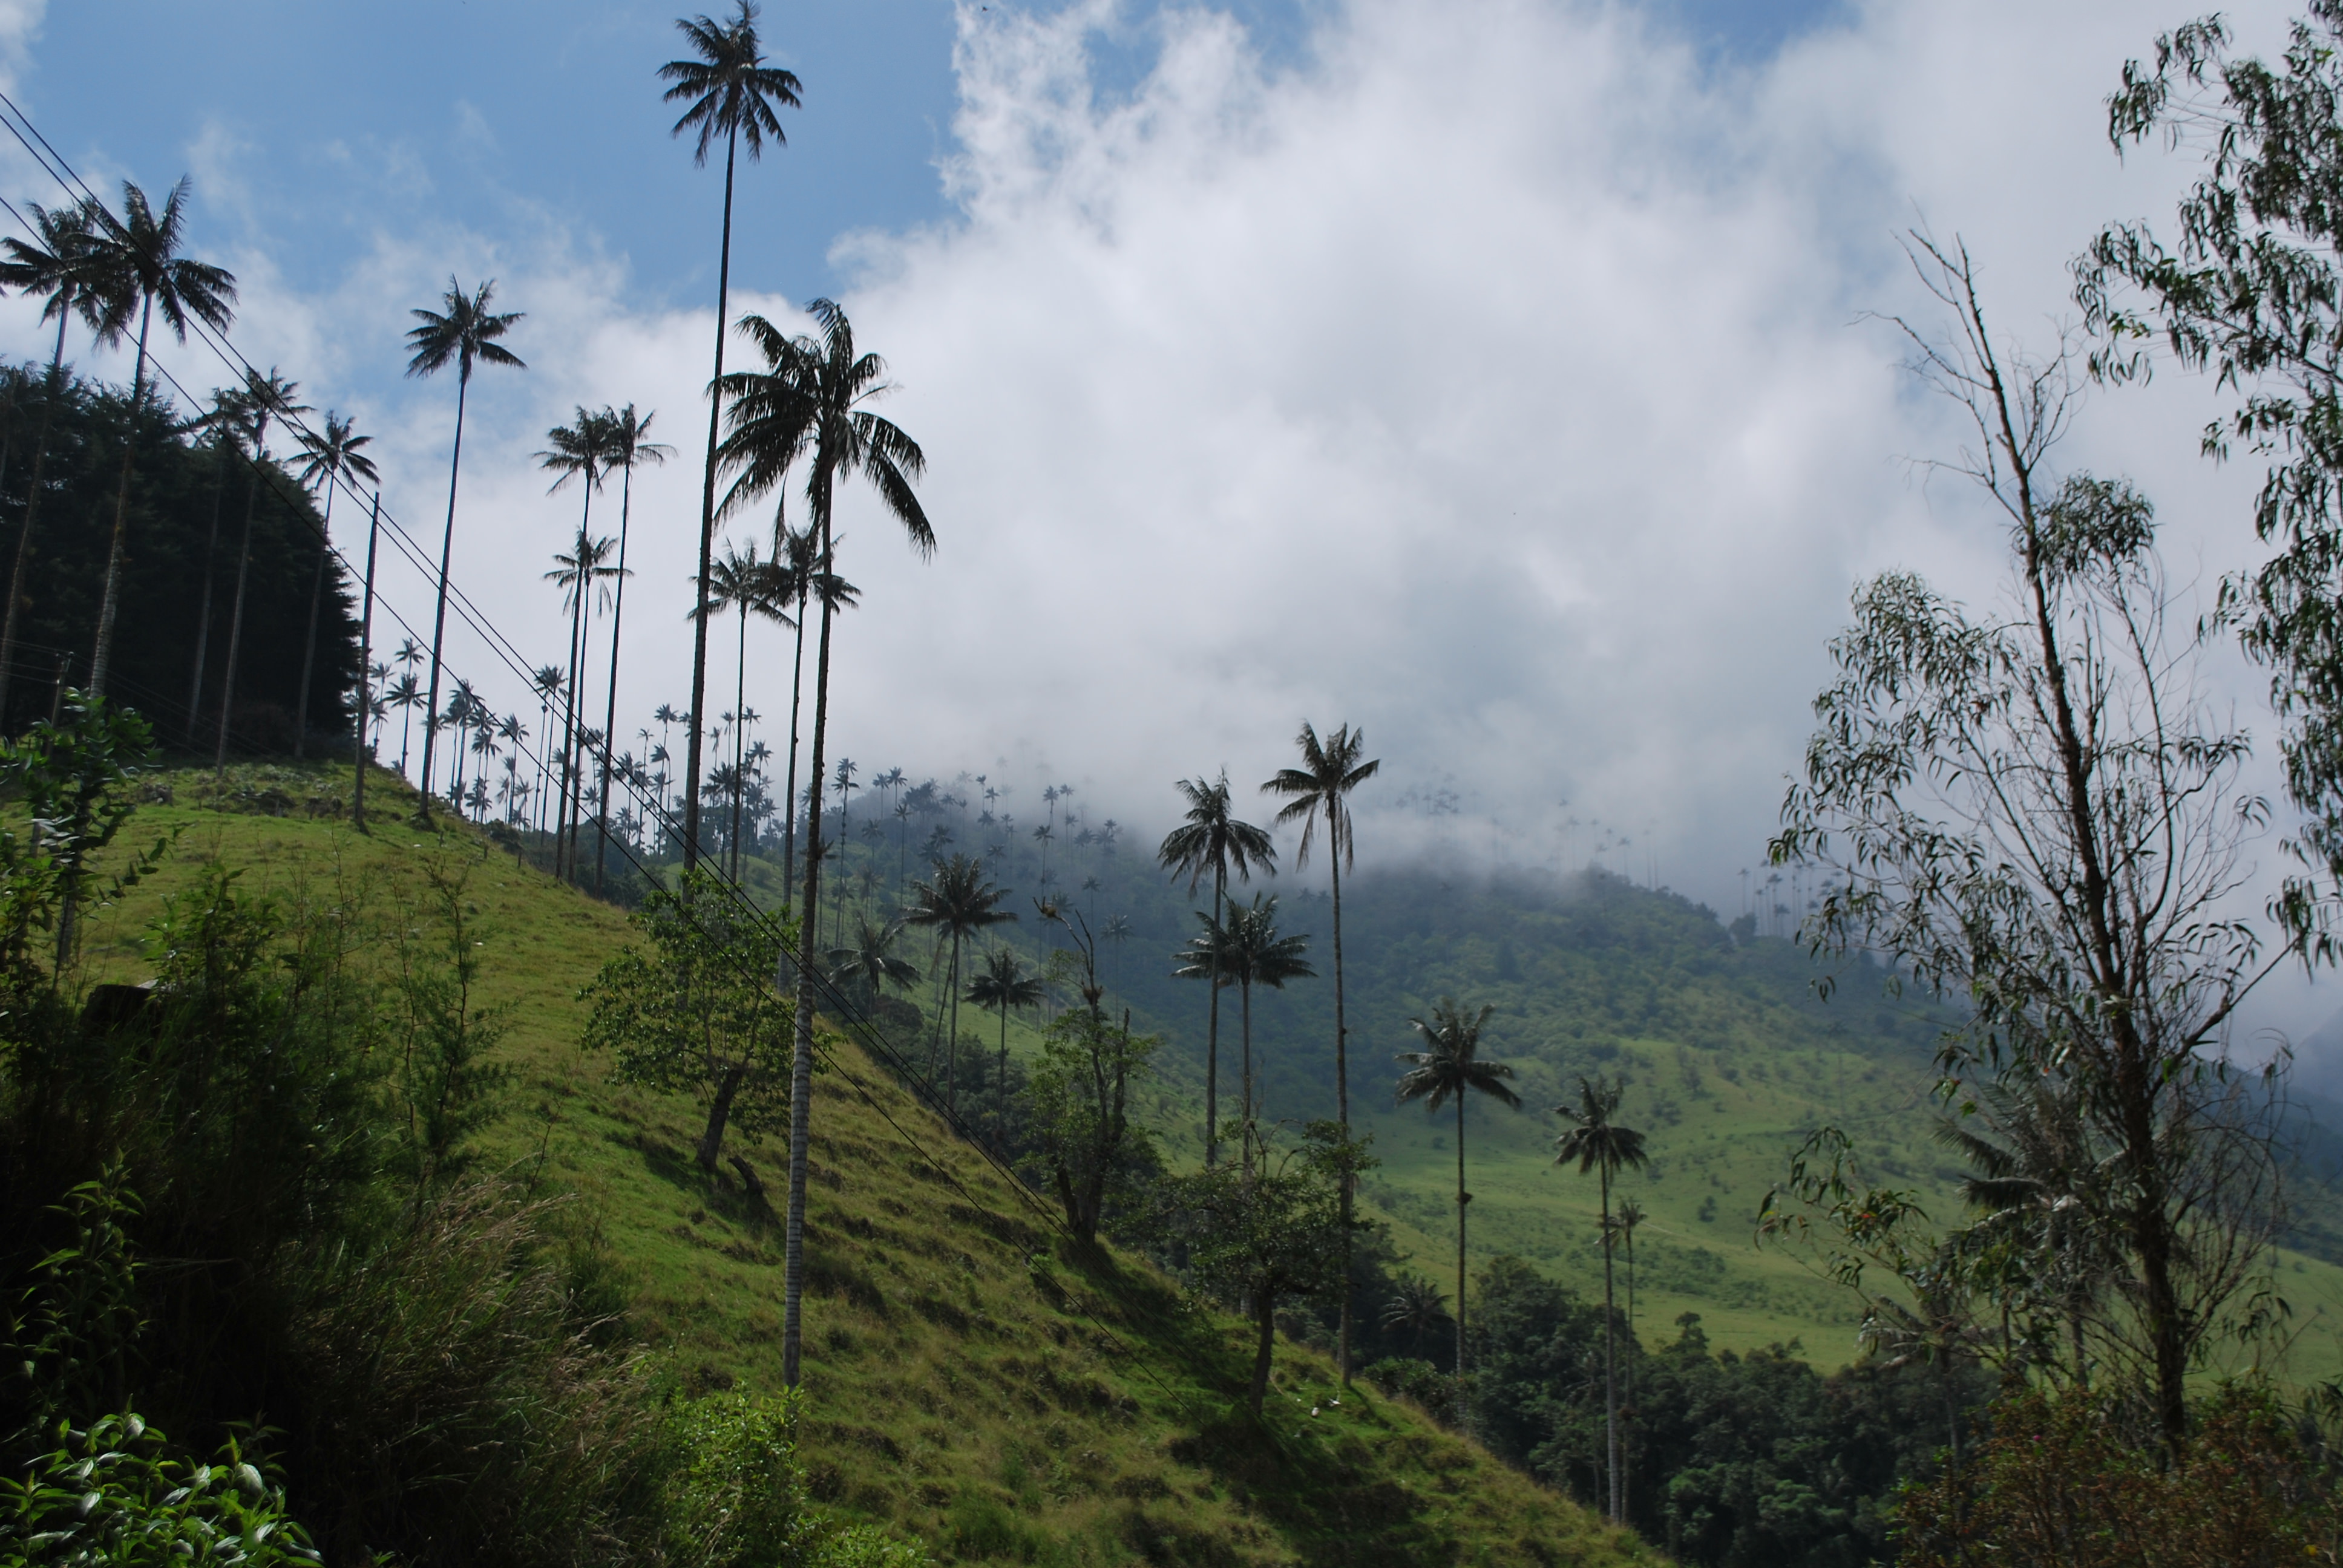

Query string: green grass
[73,760,1656,1567]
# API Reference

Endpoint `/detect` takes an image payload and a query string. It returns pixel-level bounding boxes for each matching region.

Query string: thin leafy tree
[1394,998,1519,1397]
[538,408,621,874]
[714,298,931,1388]
[0,198,104,727]
[594,405,672,892]
[1556,1073,1648,1523]
[966,946,1044,1094]
[903,852,1017,1117]
[661,0,801,872]
[1263,720,1379,1379]
[1156,772,1276,1169]
[214,370,309,783]
[407,276,525,819]
[291,413,377,759]
[82,178,237,697]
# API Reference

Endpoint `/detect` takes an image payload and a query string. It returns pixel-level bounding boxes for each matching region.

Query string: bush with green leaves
[3,1413,319,1568]
[668,1385,932,1568]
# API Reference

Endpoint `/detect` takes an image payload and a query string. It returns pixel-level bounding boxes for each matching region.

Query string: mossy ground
[70,760,1655,1566]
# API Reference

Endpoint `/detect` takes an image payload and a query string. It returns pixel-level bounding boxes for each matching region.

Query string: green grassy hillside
[72,762,1654,1567]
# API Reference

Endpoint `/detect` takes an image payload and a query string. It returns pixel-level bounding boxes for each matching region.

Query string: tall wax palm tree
[1555,1074,1648,1524]
[182,385,249,741]
[696,540,788,880]
[214,369,309,782]
[663,0,802,873]
[825,912,920,1019]
[82,178,237,697]
[1174,895,1314,1174]
[1394,999,1520,1392]
[1381,1275,1454,1362]
[539,408,621,874]
[536,665,568,834]
[966,946,1044,1094]
[713,299,932,1388]
[595,405,672,892]
[770,518,854,907]
[1156,772,1276,1168]
[0,197,105,725]
[1262,721,1380,1378]
[407,276,525,818]
[388,671,422,777]
[1613,1195,1646,1512]
[903,853,1017,1119]
[544,529,622,879]
[292,412,378,759]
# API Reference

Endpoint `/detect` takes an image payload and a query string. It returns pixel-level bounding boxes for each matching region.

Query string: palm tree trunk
[183,437,229,741]
[595,461,634,895]
[353,494,379,832]
[1240,976,1255,1179]
[1332,815,1354,1384]
[683,123,740,874]
[1602,1165,1619,1523]
[784,488,838,1390]
[559,534,588,880]
[731,599,747,879]
[0,341,66,731]
[293,482,336,759]
[213,457,265,784]
[1456,1093,1469,1387]
[947,932,963,1119]
[781,591,805,910]
[1206,861,1225,1168]
[90,292,154,701]
[999,1004,1010,1096]
[1623,1226,1636,1521]
[418,367,471,818]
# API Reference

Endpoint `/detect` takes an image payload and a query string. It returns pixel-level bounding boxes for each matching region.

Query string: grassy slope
[75,762,1654,1568]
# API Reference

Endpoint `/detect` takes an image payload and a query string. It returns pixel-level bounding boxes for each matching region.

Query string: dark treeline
[0,365,361,747]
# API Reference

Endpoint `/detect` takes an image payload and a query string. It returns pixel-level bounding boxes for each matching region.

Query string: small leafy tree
[1025,900,1158,1247]
[582,869,791,1173]
[0,690,166,979]
[390,854,512,1192]
[1153,1122,1369,1414]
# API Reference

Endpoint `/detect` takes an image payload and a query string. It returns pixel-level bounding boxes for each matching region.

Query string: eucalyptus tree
[595,405,672,890]
[291,412,378,759]
[1175,893,1313,1174]
[903,852,1018,1116]
[0,197,105,724]
[407,276,525,818]
[713,299,932,1388]
[661,0,801,873]
[966,946,1045,1094]
[539,408,621,874]
[1556,1074,1648,1523]
[1157,772,1276,1168]
[213,369,309,782]
[83,178,237,698]
[1394,998,1519,1387]
[543,530,622,879]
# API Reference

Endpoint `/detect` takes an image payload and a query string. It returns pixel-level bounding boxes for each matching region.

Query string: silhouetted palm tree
[0,197,104,724]
[714,298,931,1389]
[407,276,525,818]
[1381,1274,1453,1361]
[182,385,249,741]
[595,405,672,890]
[214,368,309,781]
[1395,999,1519,1387]
[1219,894,1314,1171]
[1156,772,1275,1168]
[292,412,377,759]
[1556,1074,1648,1523]
[697,539,788,880]
[544,529,623,879]
[825,912,920,1019]
[387,671,422,779]
[663,0,802,874]
[539,408,621,874]
[83,178,237,697]
[1613,1194,1646,1510]
[903,853,1016,1119]
[966,946,1045,1094]
[1262,721,1380,1379]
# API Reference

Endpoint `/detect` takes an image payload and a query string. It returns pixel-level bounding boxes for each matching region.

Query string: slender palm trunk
[214,449,267,784]
[1601,1168,1619,1522]
[781,592,806,910]
[418,368,471,818]
[730,600,747,878]
[559,526,589,880]
[353,494,379,831]
[1332,817,1355,1383]
[90,293,155,700]
[947,932,963,1119]
[998,1004,1010,1096]
[293,482,336,759]
[595,462,634,895]
[684,126,739,873]
[183,437,229,741]
[1240,976,1255,1177]
[1456,1094,1469,1386]
[1206,862,1225,1168]
[0,336,65,729]
[1622,1226,1636,1521]
[784,489,838,1388]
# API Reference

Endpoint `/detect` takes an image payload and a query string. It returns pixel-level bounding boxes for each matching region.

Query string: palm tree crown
[661,1,803,163]
[1397,998,1520,1387]
[406,276,526,385]
[0,198,106,363]
[903,852,1018,1117]
[1158,770,1276,1169]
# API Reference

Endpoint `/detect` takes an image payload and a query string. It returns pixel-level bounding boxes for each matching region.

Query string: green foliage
[1025,1001,1159,1246]
[581,869,793,1169]
[390,853,513,1189]
[4,1414,320,1568]
[7,1173,143,1437]
[672,1385,819,1568]
[1897,1385,2343,1567]
[0,691,167,982]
